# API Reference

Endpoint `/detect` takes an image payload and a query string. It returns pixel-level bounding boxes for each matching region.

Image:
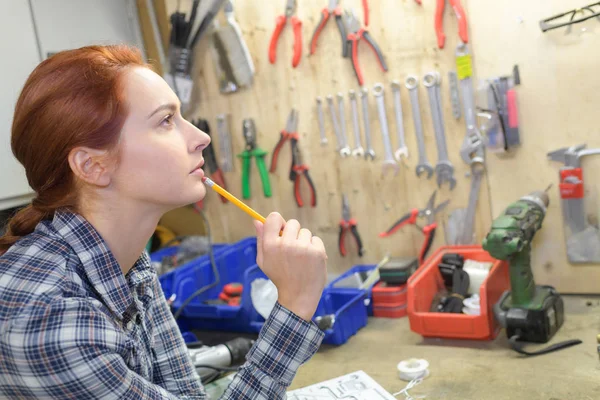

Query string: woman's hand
[253,212,328,321]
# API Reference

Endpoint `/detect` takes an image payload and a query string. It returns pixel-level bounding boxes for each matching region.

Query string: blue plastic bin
[327,265,377,316]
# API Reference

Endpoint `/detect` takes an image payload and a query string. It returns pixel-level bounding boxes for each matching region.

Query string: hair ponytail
[0,205,50,254]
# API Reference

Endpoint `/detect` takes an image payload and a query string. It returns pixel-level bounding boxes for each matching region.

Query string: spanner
[360,88,375,160]
[405,75,433,179]
[391,80,408,163]
[459,166,484,244]
[326,95,350,157]
[337,93,352,157]
[348,90,365,158]
[448,71,461,120]
[316,97,328,146]
[423,71,456,190]
[456,43,484,167]
[372,83,399,175]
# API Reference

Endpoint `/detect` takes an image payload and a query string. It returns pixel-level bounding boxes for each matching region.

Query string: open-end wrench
[405,75,433,179]
[337,93,352,157]
[424,71,456,190]
[391,80,408,163]
[448,71,461,120]
[459,166,484,244]
[326,95,350,157]
[456,43,484,167]
[349,90,365,158]
[316,97,328,146]
[372,83,399,176]
[216,113,234,172]
[360,88,375,160]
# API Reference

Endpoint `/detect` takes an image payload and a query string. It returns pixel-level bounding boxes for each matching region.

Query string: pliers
[237,119,272,199]
[379,191,449,265]
[289,139,316,207]
[345,9,388,87]
[309,0,346,57]
[193,119,227,206]
[435,0,468,49]
[269,0,303,68]
[270,109,299,173]
[339,194,364,257]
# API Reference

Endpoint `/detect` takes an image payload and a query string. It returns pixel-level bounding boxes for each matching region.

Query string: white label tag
[164,74,194,104]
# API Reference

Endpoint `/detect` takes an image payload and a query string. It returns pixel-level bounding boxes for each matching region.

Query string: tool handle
[338,225,347,256]
[349,36,364,86]
[255,155,272,197]
[419,224,436,265]
[362,31,388,72]
[435,0,446,49]
[241,153,251,199]
[507,89,518,128]
[379,209,418,237]
[291,16,303,68]
[310,10,328,54]
[450,0,469,44]
[269,15,286,64]
[334,13,348,57]
[269,134,286,173]
[351,225,364,257]
[295,170,317,207]
[362,0,369,26]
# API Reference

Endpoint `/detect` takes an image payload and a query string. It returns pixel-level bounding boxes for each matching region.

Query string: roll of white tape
[397,358,430,382]
[463,294,481,315]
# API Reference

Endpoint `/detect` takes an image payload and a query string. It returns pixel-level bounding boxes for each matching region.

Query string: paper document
[287,370,396,400]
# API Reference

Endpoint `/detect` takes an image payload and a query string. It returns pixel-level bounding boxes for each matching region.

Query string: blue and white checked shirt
[0,210,324,399]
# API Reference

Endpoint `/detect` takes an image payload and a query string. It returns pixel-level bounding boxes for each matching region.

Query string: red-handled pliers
[379,191,449,265]
[435,0,469,49]
[289,139,316,208]
[269,0,303,68]
[339,194,364,257]
[270,109,299,173]
[345,9,388,87]
[310,0,346,57]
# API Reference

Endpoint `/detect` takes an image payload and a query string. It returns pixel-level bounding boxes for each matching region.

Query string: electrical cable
[508,335,582,357]
[438,268,470,313]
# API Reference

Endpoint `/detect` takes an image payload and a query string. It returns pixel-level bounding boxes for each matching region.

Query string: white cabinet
[0,0,145,211]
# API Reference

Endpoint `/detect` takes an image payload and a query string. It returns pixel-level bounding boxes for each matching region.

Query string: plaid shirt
[0,210,324,399]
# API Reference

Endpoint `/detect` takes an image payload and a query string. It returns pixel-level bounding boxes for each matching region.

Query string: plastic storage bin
[407,245,509,340]
[326,265,377,316]
[372,282,408,319]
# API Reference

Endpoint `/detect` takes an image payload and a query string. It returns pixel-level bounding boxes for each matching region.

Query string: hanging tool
[391,80,408,163]
[194,119,227,205]
[345,9,388,86]
[290,140,317,207]
[405,76,433,179]
[380,192,449,265]
[360,88,376,160]
[316,97,328,146]
[269,0,303,68]
[238,119,271,199]
[310,0,347,57]
[447,165,483,245]
[339,194,364,257]
[448,71,461,120]
[326,95,350,157]
[336,93,352,157]
[435,0,469,49]
[216,114,234,172]
[270,109,299,173]
[373,84,398,176]
[483,189,582,356]
[362,0,370,26]
[349,90,365,158]
[423,71,456,190]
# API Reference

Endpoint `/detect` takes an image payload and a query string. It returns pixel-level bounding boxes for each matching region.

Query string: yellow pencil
[202,177,267,223]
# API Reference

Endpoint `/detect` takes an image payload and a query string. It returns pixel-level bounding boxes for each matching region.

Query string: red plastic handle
[435,0,446,49]
[419,224,437,266]
[349,36,363,86]
[450,0,469,44]
[310,9,328,54]
[291,16,303,68]
[507,89,518,128]
[362,0,369,26]
[269,16,287,64]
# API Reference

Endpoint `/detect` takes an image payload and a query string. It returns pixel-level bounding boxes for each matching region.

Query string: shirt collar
[51,210,153,319]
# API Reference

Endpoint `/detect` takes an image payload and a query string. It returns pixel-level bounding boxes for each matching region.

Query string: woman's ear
[68,147,113,187]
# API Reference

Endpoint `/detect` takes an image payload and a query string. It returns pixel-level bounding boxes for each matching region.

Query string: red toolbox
[372,282,407,305]
[407,245,509,340]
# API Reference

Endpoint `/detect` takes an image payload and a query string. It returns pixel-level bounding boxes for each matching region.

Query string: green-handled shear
[238,119,272,199]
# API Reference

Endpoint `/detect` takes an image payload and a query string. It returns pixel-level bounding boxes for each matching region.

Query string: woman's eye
[161,114,174,127]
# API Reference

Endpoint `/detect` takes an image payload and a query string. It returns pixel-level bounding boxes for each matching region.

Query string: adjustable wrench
[316,97,328,146]
[349,90,365,158]
[326,95,350,157]
[456,43,484,167]
[405,76,433,179]
[372,83,398,175]
[391,80,408,162]
[337,93,352,157]
[360,88,375,160]
[423,71,456,190]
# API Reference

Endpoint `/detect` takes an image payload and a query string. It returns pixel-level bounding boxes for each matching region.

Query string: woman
[0,45,328,399]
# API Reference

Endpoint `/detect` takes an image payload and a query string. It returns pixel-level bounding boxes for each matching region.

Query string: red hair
[0,45,147,254]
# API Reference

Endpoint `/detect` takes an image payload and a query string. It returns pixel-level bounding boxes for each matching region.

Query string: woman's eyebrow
[147,103,177,119]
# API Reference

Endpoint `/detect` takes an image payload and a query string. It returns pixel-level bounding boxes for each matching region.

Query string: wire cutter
[345,9,388,87]
[339,194,364,257]
[269,0,303,68]
[193,119,227,206]
[310,0,346,57]
[270,109,299,173]
[435,0,468,49]
[379,191,449,265]
[238,119,272,199]
[289,139,316,208]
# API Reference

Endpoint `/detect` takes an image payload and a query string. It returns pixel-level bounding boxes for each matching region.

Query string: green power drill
[482,188,581,354]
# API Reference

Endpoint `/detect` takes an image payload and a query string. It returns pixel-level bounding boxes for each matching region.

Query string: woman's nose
[188,119,211,152]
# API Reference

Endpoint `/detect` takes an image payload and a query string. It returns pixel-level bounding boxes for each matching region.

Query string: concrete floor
[290,296,600,399]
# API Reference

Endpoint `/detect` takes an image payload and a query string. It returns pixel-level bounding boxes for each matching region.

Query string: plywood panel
[162,0,493,275]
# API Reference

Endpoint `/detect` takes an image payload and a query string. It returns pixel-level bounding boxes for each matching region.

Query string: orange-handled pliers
[269,0,303,68]
[310,0,346,57]
[435,0,469,49]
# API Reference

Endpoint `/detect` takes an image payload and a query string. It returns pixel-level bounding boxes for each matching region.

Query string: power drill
[482,188,565,344]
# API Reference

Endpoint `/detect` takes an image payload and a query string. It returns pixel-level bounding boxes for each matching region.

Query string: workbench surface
[289,296,600,399]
